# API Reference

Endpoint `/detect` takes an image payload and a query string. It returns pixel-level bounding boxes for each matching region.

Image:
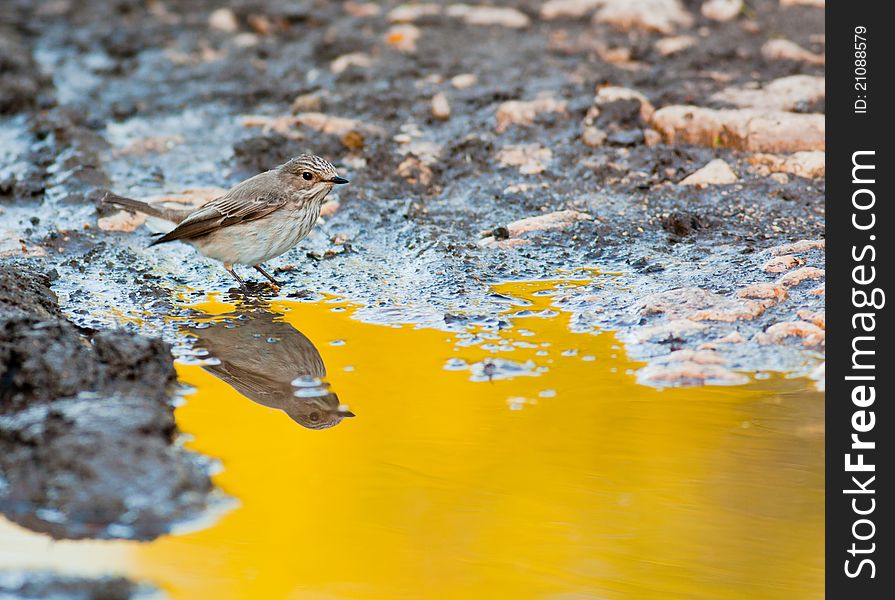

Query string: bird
[185,305,355,430]
[103,154,348,291]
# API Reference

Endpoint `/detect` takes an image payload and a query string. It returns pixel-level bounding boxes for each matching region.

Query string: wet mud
[1,0,824,590]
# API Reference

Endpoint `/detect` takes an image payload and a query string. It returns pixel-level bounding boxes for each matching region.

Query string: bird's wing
[151,172,287,244]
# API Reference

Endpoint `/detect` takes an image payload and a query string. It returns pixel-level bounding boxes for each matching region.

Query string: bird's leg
[224,262,249,292]
[253,264,281,291]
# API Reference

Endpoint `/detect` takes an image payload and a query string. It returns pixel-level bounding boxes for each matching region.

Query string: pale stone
[431,92,451,120]
[761,39,825,65]
[208,8,238,32]
[710,75,824,111]
[496,144,554,174]
[680,159,737,186]
[654,35,697,56]
[495,97,567,133]
[650,105,825,152]
[701,0,741,21]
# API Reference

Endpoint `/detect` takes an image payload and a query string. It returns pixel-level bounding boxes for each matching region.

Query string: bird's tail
[102,191,192,224]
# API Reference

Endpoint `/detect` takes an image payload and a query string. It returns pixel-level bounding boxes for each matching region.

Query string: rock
[387,3,443,23]
[762,254,803,273]
[344,2,381,17]
[777,266,825,287]
[654,35,697,56]
[496,144,553,174]
[582,126,608,147]
[330,52,374,74]
[717,331,746,343]
[319,199,341,219]
[293,113,385,137]
[748,151,825,178]
[737,283,789,302]
[593,0,694,34]
[98,210,146,232]
[506,210,592,237]
[445,4,531,28]
[115,135,185,156]
[761,39,825,65]
[495,96,568,133]
[701,0,741,21]
[770,172,789,184]
[758,321,825,347]
[680,158,738,186]
[541,0,603,19]
[797,309,825,329]
[208,7,239,32]
[767,239,825,256]
[397,155,434,186]
[632,319,708,343]
[450,73,477,89]
[781,0,824,6]
[638,287,749,320]
[710,75,825,111]
[385,24,421,53]
[431,92,451,120]
[290,92,324,114]
[650,105,825,152]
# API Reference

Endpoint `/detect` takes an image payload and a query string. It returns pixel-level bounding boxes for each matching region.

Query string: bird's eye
[302,172,313,181]
[309,412,320,422]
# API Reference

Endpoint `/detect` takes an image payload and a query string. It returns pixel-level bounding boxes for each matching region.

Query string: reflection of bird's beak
[330,176,349,185]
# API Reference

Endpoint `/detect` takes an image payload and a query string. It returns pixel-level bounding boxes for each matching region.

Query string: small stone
[451,73,477,89]
[446,4,531,28]
[581,126,607,147]
[777,267,825,287]
[495,96,567,133]
[643,128,662,146]
[654,35,697,56]
[593,0,694,34]
[770,172,789,184]
[431,92,451,120]
[710,75,824,112]
[762,254,803,273]
[701,0,741,22]
[607,129,644,146]
[290,92,323,114]
[761,39,825,65]
[680,159,737,186]
[496,144,553,174]
[385,24,421,53]
[330,52,374,74]
[209,8,238,32]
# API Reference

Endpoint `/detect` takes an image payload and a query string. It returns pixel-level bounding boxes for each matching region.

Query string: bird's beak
[330,176,349,185]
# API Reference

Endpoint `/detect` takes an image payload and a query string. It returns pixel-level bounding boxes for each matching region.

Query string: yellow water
[1,280,824,599]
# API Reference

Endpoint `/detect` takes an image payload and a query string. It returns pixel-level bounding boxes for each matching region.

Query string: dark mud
[1,0,824,574]
[0,570,152,600]
[0,265,214,540]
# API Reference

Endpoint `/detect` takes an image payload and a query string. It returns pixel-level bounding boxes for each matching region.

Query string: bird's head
[279,154,349,203]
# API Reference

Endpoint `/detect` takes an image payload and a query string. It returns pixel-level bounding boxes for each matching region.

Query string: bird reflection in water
[184,306,354,430]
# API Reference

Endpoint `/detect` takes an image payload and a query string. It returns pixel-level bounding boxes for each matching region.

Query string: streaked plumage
[103,154,348,290]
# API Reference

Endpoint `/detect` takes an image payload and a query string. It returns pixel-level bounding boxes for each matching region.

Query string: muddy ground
[1,0,824,594]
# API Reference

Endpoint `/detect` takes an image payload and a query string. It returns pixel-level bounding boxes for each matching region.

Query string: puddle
[1,281,823,598]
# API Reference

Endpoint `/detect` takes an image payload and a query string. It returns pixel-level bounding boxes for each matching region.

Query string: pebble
[431,92,451,120]
[679,159,737,186]
[495,97,567,133]
[701,0,742,22]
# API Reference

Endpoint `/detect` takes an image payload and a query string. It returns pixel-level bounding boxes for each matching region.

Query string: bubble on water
[562,349,578,356]
[538,389,556,398]
[330,339,346,346]
[582,355,596,362]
